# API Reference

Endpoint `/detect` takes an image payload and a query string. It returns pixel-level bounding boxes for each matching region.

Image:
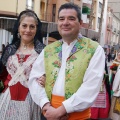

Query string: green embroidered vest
[44,37,99,100]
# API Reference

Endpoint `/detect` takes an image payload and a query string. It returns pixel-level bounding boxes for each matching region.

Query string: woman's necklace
[21,41,34,50]
[18,41,34,66]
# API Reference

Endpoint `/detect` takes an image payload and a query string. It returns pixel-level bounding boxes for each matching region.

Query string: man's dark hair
[58,3,81,21]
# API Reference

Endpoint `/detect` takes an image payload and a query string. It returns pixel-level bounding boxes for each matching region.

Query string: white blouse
[28,41,105,113]
[112,65,120,97]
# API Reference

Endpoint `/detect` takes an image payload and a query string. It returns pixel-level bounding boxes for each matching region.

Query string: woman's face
[18,16,37,43]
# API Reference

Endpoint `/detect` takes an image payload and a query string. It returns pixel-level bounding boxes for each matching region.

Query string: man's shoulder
[45,40,61,49]
[79,36,99,47]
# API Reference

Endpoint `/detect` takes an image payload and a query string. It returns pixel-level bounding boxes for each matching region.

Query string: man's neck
[62,38,77,45]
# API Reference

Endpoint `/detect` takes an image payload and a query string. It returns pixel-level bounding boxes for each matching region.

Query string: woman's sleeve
[112,68,120,92]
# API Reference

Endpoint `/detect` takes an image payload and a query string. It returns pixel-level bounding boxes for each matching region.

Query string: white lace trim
[6,49,38,87]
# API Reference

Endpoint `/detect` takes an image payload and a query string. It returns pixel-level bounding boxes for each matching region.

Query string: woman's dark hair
[2,44,5,52]
[58,3,81,21]
[0,10,45,72]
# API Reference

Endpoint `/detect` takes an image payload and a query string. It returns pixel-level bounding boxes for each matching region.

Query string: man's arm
[28,49,50,108]
[41,45,105,119]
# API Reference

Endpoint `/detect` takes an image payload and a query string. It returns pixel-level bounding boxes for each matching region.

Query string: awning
[0,17,16,32]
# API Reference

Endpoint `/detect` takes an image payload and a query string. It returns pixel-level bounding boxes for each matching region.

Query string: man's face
[58,9,82,40]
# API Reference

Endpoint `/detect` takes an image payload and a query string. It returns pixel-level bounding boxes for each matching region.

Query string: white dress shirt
[28,40,105,113]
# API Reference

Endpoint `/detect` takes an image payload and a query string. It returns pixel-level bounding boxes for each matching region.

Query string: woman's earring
[17,33,20,39]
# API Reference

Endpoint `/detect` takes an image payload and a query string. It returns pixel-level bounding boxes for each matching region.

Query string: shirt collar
[62,39,78,47]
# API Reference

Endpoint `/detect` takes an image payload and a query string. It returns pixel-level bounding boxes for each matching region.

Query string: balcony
[107,24,112,31]
[112,28,117,33]
[114,28,116,33]
[117,30,120,34]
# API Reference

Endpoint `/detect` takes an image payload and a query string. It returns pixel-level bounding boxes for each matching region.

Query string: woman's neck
[20,40,34,50]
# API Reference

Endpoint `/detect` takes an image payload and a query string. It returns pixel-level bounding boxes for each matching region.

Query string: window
[26,0,34,10]
[98,2,102,13]
[52,4,56,22]
[97,17,101,29]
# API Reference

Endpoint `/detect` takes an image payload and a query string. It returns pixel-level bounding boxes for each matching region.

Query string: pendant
[23,45,27,50]
[19,54,25,66]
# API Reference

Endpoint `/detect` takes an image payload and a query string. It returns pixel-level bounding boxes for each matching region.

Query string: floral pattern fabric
[44,37,99,100]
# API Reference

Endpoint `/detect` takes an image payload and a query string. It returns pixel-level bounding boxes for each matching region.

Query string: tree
[88,0,94,29]
[87,0,95,37]
[98,0,106,43]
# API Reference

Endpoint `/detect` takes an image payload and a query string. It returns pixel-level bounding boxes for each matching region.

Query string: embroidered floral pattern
[52,61,61,68]
[51,68,59,82]
[54,42,62,60]
[44,49,53,58]
[44,38,98,100]
[7,56,17,76]
[71,46,77,54]
[67,55,77,62]
[83,49,88,54]
[7,50,38,86]
[24,65,32,80]
[65,92,74,99]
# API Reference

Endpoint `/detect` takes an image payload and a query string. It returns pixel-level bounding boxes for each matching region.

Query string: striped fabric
[92,84,106,108]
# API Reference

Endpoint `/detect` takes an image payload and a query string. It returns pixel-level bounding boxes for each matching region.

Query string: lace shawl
[0,40,45,73]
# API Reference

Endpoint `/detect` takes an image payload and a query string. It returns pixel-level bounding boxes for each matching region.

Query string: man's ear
[80,20,83,25]
[79,20,83,29]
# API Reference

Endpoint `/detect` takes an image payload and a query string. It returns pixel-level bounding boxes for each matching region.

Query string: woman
[109,51,120,95]
[0,10,45,120]
[109,53,120,120]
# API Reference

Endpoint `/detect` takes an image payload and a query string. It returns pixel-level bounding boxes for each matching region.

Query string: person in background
[0,10,45,120]
[1,44,5,53]
[29,3,105,120]
[109,51,120,95]
[6,42,9,46]
[109,64,120,120]
[90,60,111,119]
[0,44,5,61]
[111,51,116,61]
[107,52,111,62]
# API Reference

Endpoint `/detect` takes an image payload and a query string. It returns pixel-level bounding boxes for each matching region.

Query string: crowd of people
[0,2,120,120]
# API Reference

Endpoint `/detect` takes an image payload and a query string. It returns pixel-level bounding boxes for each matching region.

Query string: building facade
[0,0,109,52]
[105,0,120,53]
[108,0,120,18]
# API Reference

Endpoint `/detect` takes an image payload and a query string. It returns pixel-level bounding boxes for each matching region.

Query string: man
[29,3,105,120]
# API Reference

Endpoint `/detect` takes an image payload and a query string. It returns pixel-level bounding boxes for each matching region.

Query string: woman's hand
[36,74,46,87]
[112,70,117,74]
